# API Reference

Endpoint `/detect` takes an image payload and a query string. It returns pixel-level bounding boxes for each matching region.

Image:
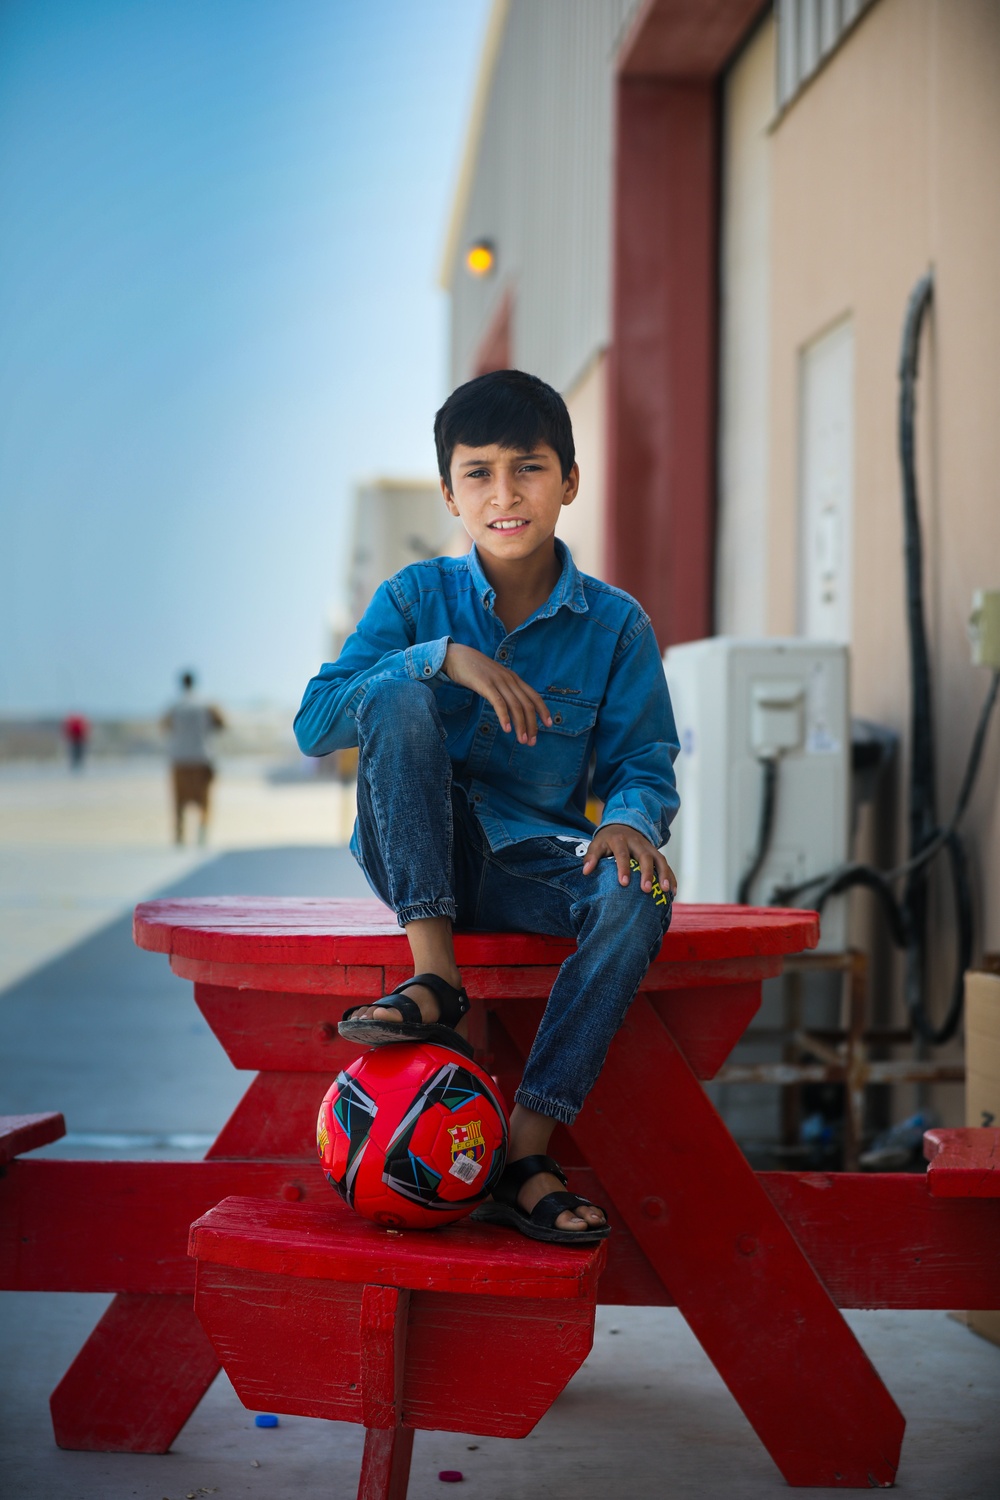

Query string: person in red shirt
[62,714,90,771]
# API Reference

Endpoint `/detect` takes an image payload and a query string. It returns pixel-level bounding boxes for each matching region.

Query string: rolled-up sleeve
[293,579,451,757]
[591,615,680,848]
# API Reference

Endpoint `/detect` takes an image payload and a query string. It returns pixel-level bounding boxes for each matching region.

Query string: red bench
[923,1126,1000,1196]
[188,1194,605,1500]
[3,898,999,1490]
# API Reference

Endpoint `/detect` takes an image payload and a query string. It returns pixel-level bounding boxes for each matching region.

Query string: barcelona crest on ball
[317,1042,509,1229]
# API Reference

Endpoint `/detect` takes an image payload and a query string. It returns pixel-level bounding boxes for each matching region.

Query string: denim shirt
[294,540,680,852]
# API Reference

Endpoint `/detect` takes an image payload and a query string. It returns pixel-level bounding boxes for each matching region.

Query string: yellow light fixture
[465,240,495,277]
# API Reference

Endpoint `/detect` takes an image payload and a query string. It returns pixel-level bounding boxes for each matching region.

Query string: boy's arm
[589,614,680,851]
[294,578,451,757]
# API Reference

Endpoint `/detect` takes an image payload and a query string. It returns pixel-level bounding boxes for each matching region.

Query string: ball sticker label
[448,1119,486,1182]
[449,1152,483,1184]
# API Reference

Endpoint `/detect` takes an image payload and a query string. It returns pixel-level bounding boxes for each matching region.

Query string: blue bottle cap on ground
[254,1413,279,1427]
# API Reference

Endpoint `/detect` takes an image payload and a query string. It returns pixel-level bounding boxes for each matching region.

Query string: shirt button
[423,666,432,676]
[498,648,508,660]
[479,724,490,735]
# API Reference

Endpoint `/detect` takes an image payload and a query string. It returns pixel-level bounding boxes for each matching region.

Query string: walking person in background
[62,713,90,771]
[162,671,225,845]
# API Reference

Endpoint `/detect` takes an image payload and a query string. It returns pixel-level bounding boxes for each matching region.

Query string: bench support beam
[498,997,907,1488]
[49,1293,218,1454]
[358,1285,413,1500]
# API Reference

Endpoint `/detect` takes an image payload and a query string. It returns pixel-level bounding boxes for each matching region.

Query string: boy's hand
[582,823,677,897]
[443,643,552,745]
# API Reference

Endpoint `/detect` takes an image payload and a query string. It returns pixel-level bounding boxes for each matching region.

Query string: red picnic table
[3,896,998,1489]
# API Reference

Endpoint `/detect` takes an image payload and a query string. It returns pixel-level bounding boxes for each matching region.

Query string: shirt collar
[467,538,589,620]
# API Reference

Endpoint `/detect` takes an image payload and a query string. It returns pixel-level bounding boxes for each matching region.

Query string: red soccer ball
[316,1042,509,1229]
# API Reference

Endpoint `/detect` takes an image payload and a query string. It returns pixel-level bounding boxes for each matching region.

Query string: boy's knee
[580,868,672,951]
[357,677,437,734]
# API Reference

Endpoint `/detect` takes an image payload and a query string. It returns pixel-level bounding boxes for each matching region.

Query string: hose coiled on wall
[769,272,1000,1045]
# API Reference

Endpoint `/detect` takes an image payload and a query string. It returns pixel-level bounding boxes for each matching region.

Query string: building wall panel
[716,14,774,636]
[447,0,642,393]
[767,0,1000,1003]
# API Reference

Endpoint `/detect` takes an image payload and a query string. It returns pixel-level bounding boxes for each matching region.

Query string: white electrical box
[664,637,851,952]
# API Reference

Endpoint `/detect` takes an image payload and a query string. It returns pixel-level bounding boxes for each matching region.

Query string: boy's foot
[517,1166,607,1233]
[344,972,459,1026]
[472,1154,610,1243]
[338,972,473,1059]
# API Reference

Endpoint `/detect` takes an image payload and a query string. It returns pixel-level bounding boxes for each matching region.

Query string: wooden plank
[758,1173,1000,1309]
[501,998,906,1488]
[360,1285,408,1429]
[6,1154,996,1309]
[195,984,388,1071]
[174,952,780,996]
[923,1127,1000,1197]
[189,1195,605,1300]
[576,1166,1000,1311]
[0,1111,65,1163]
[180,960,388,997]
[193,978,761,1078]
[49,1293,218,1453]
[135,897,818,967]
[0,1159,315,1292]
[193,1262,596,1439]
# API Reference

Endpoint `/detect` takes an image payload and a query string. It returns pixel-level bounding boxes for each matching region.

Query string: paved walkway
[0,757,354,990]
[1,763,997,1498]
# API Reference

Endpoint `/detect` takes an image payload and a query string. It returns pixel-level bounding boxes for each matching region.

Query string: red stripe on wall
[606,78,718,649]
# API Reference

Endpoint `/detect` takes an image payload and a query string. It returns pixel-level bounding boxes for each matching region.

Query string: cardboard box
[964,966,1000,1347]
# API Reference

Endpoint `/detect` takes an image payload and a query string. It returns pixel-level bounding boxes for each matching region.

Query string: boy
[295,369,679,1243]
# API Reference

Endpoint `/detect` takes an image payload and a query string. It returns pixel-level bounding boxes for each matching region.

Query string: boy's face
[441,442,579,569]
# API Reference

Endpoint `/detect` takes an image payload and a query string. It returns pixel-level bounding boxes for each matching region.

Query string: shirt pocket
[508,698,598,788]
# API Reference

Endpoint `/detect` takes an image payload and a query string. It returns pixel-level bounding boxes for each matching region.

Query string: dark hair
[434,369,575,487]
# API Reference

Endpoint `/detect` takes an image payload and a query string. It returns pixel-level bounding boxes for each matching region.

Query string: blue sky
[0,0,489,715]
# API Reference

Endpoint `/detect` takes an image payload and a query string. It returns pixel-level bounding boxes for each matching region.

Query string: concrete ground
[1,761,998,1498]
[0,756,355,991]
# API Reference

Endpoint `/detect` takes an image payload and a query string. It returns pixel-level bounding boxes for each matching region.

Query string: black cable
[768,274,999,1046]
[737,756,778,905]
[775,667,999,904]
[899,275,938,860]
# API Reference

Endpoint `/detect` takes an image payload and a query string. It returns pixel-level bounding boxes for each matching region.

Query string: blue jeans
[352,678,673,1126]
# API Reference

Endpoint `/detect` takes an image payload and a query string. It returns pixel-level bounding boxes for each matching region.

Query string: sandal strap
[527,1190,603,1232]
[494,1154,567,1206]
[370,993,424,1024]
[389,972,470,1028]
[341,994,424,1024]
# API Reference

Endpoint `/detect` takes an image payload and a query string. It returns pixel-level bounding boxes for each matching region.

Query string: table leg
[49,1293,219,1453]
[50,1070,323,1451]
[358,1428,415,1500]
[497,996,905,1488]
[357,1285,413,1500]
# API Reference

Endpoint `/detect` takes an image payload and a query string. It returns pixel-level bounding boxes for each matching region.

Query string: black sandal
[338,972,473,1059]
[471,1154,611,1244]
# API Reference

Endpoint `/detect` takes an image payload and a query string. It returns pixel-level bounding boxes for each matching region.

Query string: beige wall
[560,351,607,580]
[717,17,775,637]
[766,0,1000,976]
